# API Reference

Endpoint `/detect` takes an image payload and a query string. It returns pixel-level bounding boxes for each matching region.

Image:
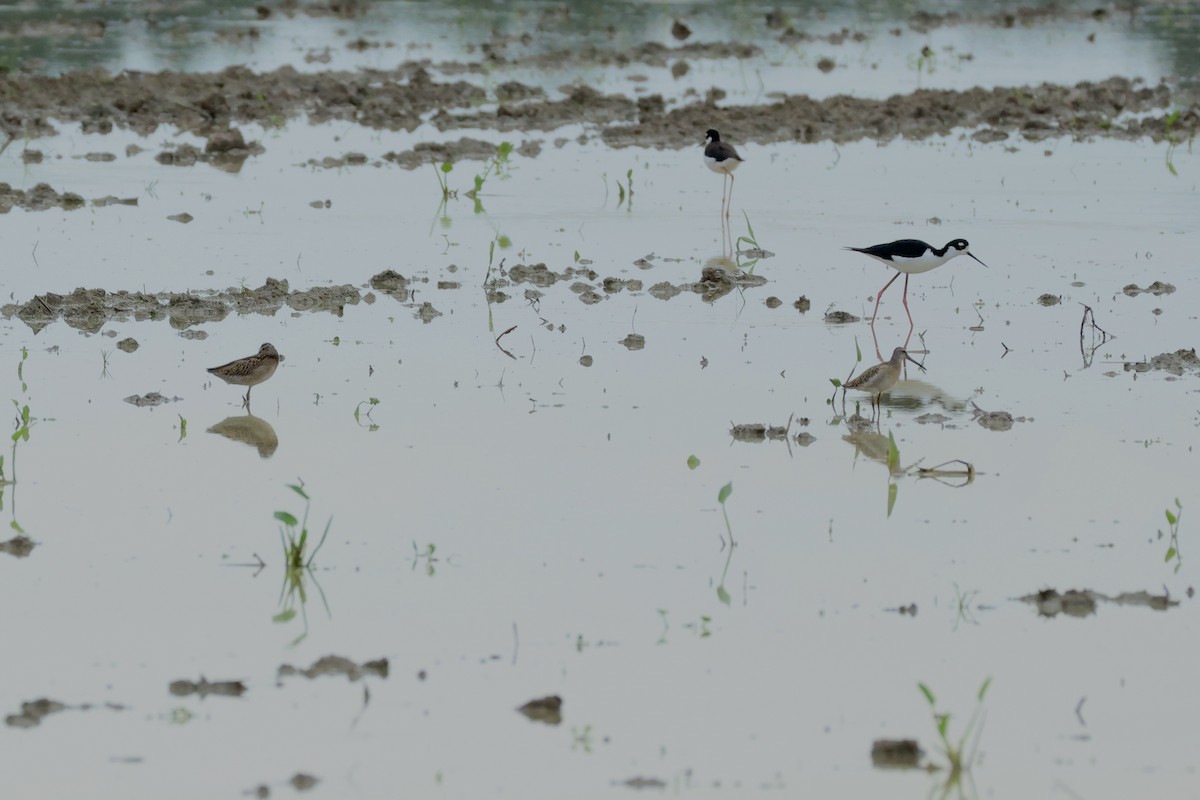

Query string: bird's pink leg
[872,271,903,322]
[901,274,913,324]
[726,172,735,219]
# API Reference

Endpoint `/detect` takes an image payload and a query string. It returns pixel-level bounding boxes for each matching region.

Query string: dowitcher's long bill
[207,343,283,405]
[703,128,744,218]
[845,238,988,322]
[844,346,925,418]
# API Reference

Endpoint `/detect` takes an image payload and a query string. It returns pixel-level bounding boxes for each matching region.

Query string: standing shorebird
[703,129,743,218]
[844,347,925,419]
[207,343,284,405]
[846,239,989,321]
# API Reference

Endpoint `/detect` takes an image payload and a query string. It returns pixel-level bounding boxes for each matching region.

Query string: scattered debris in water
[116,337,139,353]
[0,182,84,212]
[414,301,442,323]
[730,423,788,442]
[5,698,124,729]
[1036,293,1061,306]
[517,695,563,725]
[970,402,1030,431]
[1123,348,1200,376]
[1122,281,1175,296]
[824,309,860,324]
[3,278,363,334]
[169,677,247,698]
[278,655,389,682]
[793,296,812,313]
[616,776,668,789]
[124,392,182,407]
[1019,588,1178,618]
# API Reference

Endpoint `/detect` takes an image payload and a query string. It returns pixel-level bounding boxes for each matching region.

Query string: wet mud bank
[1,65,1195,149]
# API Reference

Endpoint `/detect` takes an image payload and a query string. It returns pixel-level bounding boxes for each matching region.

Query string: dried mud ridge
[1,61,1194,149]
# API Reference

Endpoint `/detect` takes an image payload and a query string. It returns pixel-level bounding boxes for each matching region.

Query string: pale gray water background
[1,2,1199,799]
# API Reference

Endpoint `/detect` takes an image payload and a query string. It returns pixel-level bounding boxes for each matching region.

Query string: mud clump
[730,423,789,442]
[0,535,35,558]
[1123,348,1200,376]
[971,402,1030,431]
[5,698,123,729]
[0,182,85,212]
[384,137,516,169]
[824,309,860,324]
[517,695,563,725]
[1036,293,1061,306]
[1021,588,1178,618]
[871,739,923,769]
[278,655,389,682]
[1122,281,1176,297]
[620,333,646,350]
[3,278,363,335]
[169,677,247,698]
[124,392,182,407]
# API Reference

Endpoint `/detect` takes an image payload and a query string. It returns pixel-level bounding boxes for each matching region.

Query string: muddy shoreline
[1,63,1195,151]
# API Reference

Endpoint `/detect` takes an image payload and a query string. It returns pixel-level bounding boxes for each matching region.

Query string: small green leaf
[918,683,936,706]
[716,584,731,606]
[272,609,297,624]
[854,338,862,362]
[937,714,950,738]
[887,431,900,471]
[687,455,700,470]
[1165,547,1176,562]
[497,235,512,249]
[573,250,580,262]
[887,482,898,517]
[440,161,453,174]
[287,483,309,500]
[977,676,993,701]
[1165,509,1177,525]
[473,175,484,193]
[830,378,841,388]
[274,511,299,527]
[497,141,514,159]
[11,519,24,534]
[717,482,733,505]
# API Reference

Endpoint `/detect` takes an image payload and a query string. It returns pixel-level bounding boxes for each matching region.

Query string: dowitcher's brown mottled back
[207,343,283,405]
[844,347,924,418]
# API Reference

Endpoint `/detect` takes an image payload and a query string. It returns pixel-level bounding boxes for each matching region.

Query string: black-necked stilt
[846,238,988,321]
[703,129,743,218]
[844,347,926,418]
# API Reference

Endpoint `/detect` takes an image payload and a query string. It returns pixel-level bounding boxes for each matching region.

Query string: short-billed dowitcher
[703,129,744,218]
[845,239,989,321]
[207,343,283,405]
[844,347,925,418]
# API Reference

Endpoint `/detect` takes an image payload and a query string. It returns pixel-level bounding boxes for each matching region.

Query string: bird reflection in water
[207,413,279,458]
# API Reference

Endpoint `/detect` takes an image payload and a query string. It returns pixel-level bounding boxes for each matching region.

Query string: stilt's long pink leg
[871,271,903,322]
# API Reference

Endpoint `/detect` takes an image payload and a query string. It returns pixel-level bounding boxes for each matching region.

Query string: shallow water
[2,2,1200,799]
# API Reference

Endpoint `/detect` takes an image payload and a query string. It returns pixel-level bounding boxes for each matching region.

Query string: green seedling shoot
[275,481,331,571]
[917,677,992,790]
[1162,498,1183,573]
